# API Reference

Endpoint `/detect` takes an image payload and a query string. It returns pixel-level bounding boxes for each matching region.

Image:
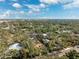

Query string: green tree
[66,50,78,59]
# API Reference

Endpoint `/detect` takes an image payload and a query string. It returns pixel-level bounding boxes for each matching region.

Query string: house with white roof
[8,43,22,50]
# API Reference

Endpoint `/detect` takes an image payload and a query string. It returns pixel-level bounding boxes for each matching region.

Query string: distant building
[42,33,47,37]
[62,30,71,33]
[9,43,22,50]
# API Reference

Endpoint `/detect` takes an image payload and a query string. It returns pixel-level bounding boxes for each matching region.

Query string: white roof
[9,43,22,50]
[43,33,47,36]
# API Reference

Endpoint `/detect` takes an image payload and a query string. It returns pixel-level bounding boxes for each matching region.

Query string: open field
[0,20,79,59]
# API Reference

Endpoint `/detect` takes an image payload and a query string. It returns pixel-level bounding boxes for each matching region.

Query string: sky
[0,0,79,19]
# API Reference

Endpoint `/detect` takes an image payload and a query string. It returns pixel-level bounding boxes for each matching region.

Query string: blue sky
[0,0,79,19]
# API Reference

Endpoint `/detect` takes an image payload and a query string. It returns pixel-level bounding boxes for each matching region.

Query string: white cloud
[28,5,40,12]
[40,0,60,4]
[28,10,33,14]
[0,10,11,19]
[39,0,79,9]
[12,3,22,8]
[26,3,46,13]
[0,10,28,19]
[0,0,5,2]
[40,3,46,8]
[11,0,18,2]
[64,0,79,9]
